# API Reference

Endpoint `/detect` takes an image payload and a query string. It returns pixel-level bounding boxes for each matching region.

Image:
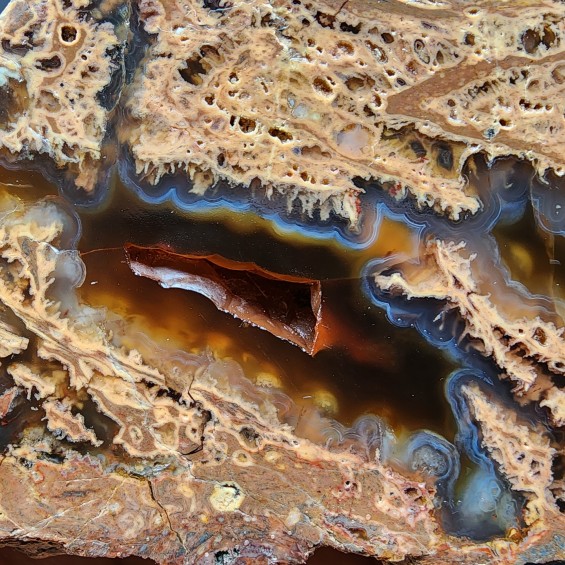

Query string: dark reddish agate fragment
[125,244,326,355]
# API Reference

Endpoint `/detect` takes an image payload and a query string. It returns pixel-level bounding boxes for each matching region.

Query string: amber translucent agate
[0,198,561,564]
[373,240,565,426]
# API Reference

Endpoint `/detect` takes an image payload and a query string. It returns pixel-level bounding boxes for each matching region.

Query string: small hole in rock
[36,55,62,71]
[60,25,78,43]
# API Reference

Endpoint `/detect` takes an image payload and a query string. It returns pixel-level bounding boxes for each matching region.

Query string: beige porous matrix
[0,0,564,564]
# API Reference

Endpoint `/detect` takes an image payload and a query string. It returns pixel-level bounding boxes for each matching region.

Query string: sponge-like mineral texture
[0,199,480,561]
[2,0,564,222]
[0,0,564,564]
[0,0,126,189]
[96,0,565,223]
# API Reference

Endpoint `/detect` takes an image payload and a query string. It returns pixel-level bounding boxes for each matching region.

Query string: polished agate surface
[0,1,564,564]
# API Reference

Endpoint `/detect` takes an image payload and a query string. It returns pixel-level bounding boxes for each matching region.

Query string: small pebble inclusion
[0,0,564,564]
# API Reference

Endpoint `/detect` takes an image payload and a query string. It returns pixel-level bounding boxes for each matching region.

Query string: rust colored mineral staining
[0,0,565,564]
[0,387,19,419]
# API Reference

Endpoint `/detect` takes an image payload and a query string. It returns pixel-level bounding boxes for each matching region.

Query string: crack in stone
[146,478,187,555]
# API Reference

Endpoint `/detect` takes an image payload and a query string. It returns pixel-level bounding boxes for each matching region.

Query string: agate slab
[0,1,563,564]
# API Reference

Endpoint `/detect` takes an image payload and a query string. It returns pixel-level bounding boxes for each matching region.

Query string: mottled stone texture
[0,0,564,564]
[1,0,564,218]
[0,196,560,564]
[126,0,565,223]
[0,0,125,188]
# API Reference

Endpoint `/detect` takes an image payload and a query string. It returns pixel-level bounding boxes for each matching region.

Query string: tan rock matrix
[0,0,564,222]
[373,240,565,426]
[0,0,125,188]
[0,1,564,564]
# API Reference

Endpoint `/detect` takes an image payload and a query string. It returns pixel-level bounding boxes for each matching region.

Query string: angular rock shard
[0,0,564,564]
[125,243,324,355]
[0,198,437,562]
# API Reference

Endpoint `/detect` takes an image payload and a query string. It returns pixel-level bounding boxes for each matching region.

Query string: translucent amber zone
[372,239,565,426]
[0,198,444,563]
